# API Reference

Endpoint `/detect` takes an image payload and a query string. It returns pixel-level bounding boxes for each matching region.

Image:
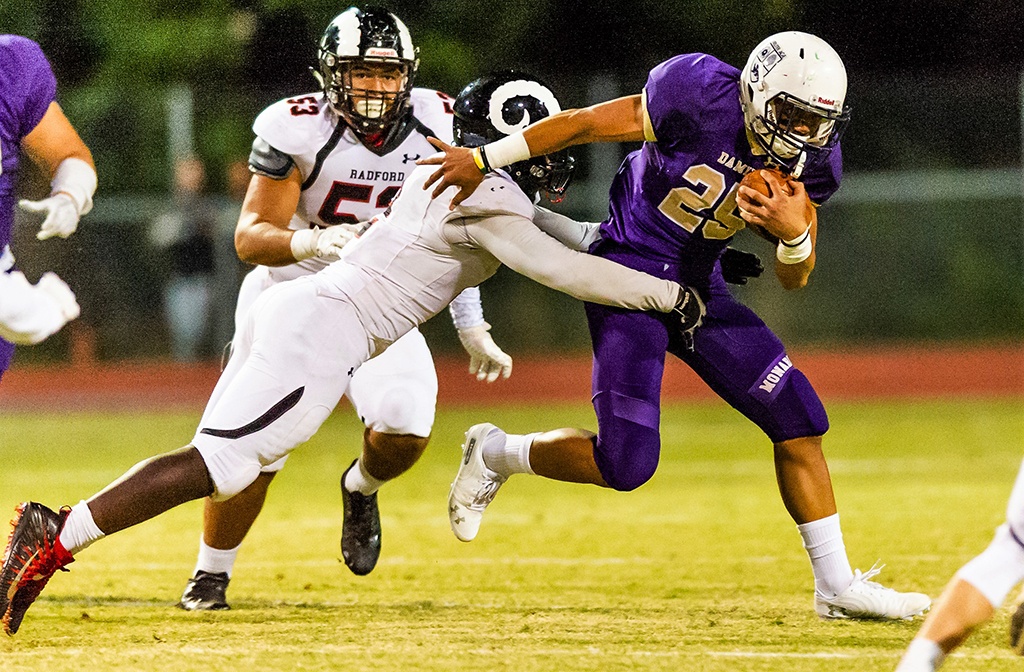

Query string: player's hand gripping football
[418,137,485,210]
[19,193,81,240]
[457,322,512,383]
[736,169,811,242]
[719,247,764,285]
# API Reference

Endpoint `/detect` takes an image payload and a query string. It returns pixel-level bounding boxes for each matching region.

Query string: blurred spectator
[209,159,252,354]
[149,155,216,361]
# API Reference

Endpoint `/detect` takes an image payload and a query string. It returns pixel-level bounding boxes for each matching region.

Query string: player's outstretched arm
[420,95,646,209]
[19,102,96,241]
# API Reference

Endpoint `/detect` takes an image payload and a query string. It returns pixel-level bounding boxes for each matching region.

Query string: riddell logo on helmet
[366,47,398,58]
[816,97,836,106]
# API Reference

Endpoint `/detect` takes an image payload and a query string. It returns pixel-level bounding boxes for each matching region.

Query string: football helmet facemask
[739,31,850,178]
[452,71,575,203]
[314,7,419,143]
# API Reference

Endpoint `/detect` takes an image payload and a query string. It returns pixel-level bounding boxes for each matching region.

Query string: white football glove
[36,272,81,322]
[457,322,512,383]
[20,193,81,240]
[0,271,80,345]
[315,223,362,261]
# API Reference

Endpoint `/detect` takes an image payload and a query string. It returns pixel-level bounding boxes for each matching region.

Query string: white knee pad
[198,443,264,502]
[956,524,1024,607]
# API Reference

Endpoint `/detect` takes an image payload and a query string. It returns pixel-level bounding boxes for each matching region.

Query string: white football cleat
[815,563,931,620]
[448,423,507,542]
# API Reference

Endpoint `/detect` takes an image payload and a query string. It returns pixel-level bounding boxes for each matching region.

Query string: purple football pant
[584,252,828,492]
[0,337,13,384]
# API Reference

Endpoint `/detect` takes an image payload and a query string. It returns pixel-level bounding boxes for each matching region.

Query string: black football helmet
[314,7,419,143]
[453,71,575,203]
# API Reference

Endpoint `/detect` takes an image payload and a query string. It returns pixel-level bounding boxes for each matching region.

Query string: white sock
[483,432,537,478]
[797,513,854,597]
[895,638,945,671]
[57,500,105,555]
[344,459,385,496]
[194,538,241,577]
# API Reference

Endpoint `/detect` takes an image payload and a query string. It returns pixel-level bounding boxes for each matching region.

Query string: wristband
[290,228,320,261]
[776,227,813,264]
[471,147,489,174]
[50,157,97,216]
[481,132,531,169]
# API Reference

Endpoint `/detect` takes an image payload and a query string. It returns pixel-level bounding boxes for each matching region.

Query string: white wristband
[290,228,320,261]
[481,132,531,170]
[50,157,97,216]
[776,227,813,264]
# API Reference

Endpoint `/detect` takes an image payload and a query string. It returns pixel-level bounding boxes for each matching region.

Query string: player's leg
[897,459,1024,671]
[673,284,927,619]
[341,328,437,574]
[182,267,278,610]
[448,305,668,541]
[1,280,363,633]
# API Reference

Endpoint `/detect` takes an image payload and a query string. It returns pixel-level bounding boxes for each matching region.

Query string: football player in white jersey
[0,70,706,636]
[177,7,512,610]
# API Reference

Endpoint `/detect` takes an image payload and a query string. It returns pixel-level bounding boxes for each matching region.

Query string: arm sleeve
[531,206,602,252]
[0,271,69,345]
[448,286,485,330]
[465,215,681,312]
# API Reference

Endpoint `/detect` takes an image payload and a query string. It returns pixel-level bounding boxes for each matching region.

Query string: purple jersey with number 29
[0,35,58,374]
[584,53,839,491]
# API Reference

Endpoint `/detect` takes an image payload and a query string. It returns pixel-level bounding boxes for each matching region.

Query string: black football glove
[720,247,764,285]
[673,285,706,351]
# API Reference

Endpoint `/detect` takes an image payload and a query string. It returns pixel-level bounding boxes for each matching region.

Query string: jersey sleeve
[409,88,456,144]
[7,37,57,138]
[449,171,535,220]
[641,54,710,149]
[802,144,844,205]
[464,213,681,313]
[251,95,323,157]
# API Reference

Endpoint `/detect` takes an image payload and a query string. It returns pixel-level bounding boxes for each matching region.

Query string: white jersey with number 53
[252,87,455,284]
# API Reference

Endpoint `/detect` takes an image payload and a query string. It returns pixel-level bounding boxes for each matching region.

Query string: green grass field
[0,398,1021,671]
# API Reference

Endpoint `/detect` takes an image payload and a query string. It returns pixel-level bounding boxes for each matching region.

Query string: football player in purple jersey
[427,31,931,620]
[0,35,96,378]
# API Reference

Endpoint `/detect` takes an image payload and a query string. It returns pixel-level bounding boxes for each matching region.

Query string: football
[739,167,792,199]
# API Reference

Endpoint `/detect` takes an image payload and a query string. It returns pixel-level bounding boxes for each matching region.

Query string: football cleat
[340,460,381,576]
[448,423,507,542]
[0,502,74,635]
[178,570,231,611]
[815,563,931,621]
[1010,588,1024,654]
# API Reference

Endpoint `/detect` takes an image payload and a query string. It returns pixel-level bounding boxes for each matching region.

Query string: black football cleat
[0,502,74,635]
[340,459,381,576]
[178,571,231,611]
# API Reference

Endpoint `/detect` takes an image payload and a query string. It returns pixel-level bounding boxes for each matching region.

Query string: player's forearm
[773,218,817,290]
[472,215,679,312]
[449,286,485,329]
[234,217,305,266]
[531,206,601,252]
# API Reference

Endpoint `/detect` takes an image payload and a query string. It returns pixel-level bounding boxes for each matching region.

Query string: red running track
[0,343,1020,413]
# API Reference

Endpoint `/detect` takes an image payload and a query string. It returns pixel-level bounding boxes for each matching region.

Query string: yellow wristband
[471,147,487,173]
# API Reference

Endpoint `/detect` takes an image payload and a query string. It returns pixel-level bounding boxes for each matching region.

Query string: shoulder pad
[249,137,295,180]
[252,93,331,156]
[409,88,456,144]
[453,172,534,220]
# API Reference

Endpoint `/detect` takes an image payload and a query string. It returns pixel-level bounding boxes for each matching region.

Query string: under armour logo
[348,367,355,376]
[402,153,420,164]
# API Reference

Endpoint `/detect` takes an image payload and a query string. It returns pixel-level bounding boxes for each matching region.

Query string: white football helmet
[739,31,850,177]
